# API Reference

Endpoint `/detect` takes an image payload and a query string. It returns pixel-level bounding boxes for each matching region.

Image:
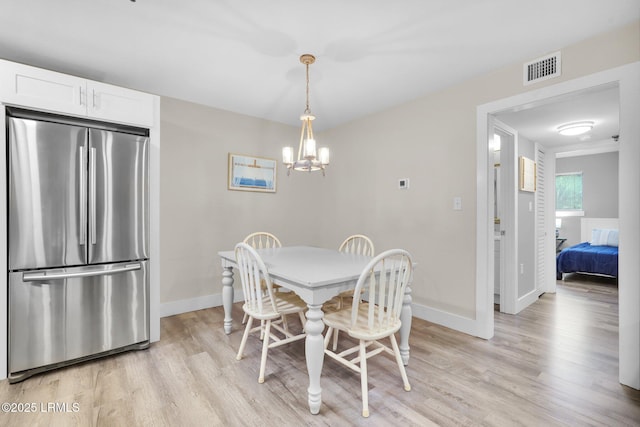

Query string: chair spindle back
[235,242,277,315]
[243,232,282,250]
[339,234,375,257]
[351,249,413,332]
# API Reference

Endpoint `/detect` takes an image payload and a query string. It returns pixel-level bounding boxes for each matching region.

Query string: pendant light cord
[305,62,311,114]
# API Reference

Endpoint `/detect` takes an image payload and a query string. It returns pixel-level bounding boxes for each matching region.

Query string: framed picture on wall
[228,153,277,193]
[519,156,536,192]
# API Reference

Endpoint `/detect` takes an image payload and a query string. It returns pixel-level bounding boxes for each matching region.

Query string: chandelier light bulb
[282,146,294,165]
[318,147,330,165]
[303,138,316,159]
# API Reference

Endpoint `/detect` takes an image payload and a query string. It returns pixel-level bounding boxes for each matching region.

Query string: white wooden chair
[243,231,282,249]
[234,242,307,383]
[241,232,283,325]
[336,235,375,306]
[324,234,376,347]
[324,234,375,310]
[338,234,375,258]
[323,249,413,418]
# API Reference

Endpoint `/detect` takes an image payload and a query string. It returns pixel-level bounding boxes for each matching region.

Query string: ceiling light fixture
[557,121,594,136]
[282,54,329,175]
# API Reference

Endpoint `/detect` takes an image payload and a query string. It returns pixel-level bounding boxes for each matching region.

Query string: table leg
[222,266,234,335]
[399,282,412,365]
[305,304,324,414]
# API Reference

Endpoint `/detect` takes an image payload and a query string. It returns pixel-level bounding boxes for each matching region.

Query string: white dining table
[218,245,413,415]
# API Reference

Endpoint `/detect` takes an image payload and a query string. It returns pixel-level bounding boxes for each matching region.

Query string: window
[556,172,584,216]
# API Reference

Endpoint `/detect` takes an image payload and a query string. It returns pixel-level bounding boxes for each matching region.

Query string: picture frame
[228,153,277,193]
[519,156,536,192]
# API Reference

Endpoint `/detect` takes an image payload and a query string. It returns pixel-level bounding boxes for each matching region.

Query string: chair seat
[243,292,307,320]
[324,303,401,341]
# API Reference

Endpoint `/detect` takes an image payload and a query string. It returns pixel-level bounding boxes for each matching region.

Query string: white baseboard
[411,302,480,337]
[160,294,483,339]
[160,292,242,318]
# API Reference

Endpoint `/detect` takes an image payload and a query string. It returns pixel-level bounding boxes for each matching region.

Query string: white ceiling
[495,84,621,153]
[0,0,638,136]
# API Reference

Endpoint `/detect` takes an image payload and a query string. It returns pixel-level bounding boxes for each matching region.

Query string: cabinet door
[0,59,87,116]
[87,81,154,126]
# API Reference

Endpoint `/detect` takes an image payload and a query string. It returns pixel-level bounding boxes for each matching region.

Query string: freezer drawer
[8,261,149,377]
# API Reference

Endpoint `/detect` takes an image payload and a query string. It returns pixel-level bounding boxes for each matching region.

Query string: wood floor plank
[0,273,638,426]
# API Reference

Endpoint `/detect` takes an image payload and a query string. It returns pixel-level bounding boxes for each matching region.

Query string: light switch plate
[399,178,409,189]
[453,197,462,210]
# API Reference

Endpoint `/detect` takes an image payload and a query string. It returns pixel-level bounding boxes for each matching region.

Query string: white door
[535,144,556,294]
[491,119,518,314]
[535,145,546,295]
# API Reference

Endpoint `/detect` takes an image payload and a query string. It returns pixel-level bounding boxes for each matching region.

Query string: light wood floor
[1,274,638,426]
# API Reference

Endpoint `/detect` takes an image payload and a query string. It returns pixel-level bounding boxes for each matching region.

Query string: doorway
[490,117,545,315]
[475,63,640,389]
[495,82,620,299]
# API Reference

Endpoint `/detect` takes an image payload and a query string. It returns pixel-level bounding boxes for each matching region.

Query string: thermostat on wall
[399,178,409,189]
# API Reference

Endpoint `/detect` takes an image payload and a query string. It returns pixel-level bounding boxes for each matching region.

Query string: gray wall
[556,151,619,247]
[160,98,327,304]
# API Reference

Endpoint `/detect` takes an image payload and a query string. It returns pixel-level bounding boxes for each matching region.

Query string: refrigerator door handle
[79,145,87,245]
[89,146,97,245]
[22,263,141,282]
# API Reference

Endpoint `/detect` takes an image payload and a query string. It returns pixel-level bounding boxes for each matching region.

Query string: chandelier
[282,54,330,175]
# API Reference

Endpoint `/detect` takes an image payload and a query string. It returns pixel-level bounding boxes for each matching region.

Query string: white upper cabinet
[87,81,154,126]
[0,60,86,116]
[0,59,154,127]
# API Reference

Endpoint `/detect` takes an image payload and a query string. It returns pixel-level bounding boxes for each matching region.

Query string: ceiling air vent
[523,51,561,85]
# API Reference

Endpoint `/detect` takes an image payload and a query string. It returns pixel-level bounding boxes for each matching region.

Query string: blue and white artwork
[228,154,277,192]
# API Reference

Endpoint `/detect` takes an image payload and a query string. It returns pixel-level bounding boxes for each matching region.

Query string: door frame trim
[476,62,640,389]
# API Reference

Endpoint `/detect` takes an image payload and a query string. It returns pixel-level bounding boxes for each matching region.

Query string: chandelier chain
[305,61,311,114]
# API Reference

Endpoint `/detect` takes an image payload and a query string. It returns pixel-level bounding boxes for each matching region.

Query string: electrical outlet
[399,178,409,189]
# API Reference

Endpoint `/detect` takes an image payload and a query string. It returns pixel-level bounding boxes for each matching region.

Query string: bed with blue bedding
[556,242,618,279]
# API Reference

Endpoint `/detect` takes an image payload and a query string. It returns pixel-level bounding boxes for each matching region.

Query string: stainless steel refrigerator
[7,108,150,382]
